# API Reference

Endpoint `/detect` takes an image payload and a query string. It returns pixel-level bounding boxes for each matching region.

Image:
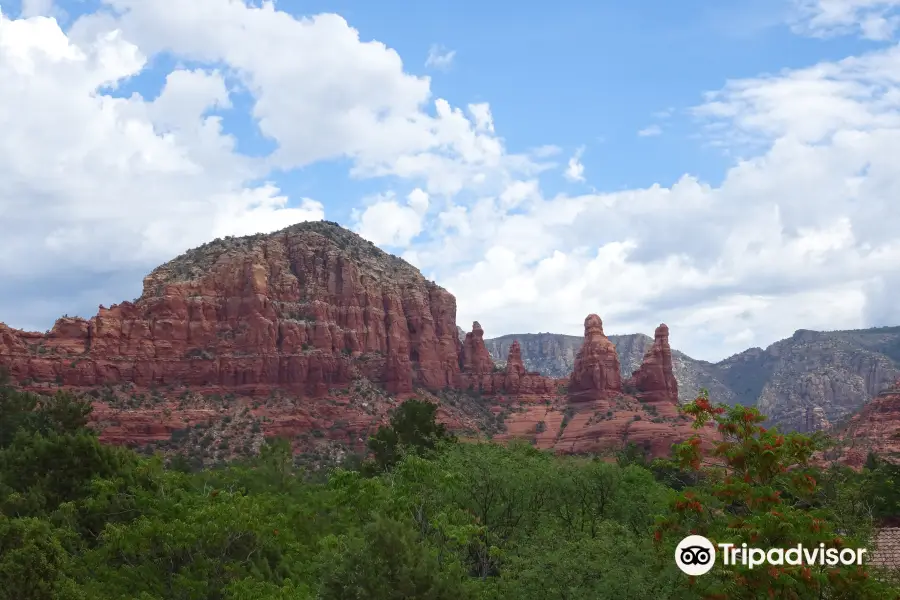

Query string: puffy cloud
[353,189,429,247]
[0,10,321,316]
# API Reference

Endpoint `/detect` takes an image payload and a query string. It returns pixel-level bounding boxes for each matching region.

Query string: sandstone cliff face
[0,223,561,459]
[0,222,464,396]
[460,322,494,374]
[746,330,900,432]
[836,381,900,468]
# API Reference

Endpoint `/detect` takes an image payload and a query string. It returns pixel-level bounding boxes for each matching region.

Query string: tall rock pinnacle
[568,314,622,402]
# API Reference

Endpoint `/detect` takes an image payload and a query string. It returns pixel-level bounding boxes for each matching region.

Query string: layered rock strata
[497,315,720,459]
[0,222,465,396]
[567,314,622,404]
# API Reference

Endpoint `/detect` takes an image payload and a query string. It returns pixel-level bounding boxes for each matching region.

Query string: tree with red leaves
[653,390,899,599]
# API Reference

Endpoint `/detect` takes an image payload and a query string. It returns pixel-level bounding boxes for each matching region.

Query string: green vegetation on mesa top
[0,371,899,599]
[151,220,421,287]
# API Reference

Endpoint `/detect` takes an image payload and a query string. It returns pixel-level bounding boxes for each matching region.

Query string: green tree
[365,399,455,473]
[494,521,681,600]
[317,514,472,600]
[258,437,295,490]
[0,370,92,449]
[863,453,900,525]
[0,429,136,518]
[0,516,84,600]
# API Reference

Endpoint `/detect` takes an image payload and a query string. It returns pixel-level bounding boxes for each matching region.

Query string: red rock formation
[453,333,560,397]
[460,321,494,374]
[0,222,463,396]
[505,340,526,376]
[627,323,678,405]
[836,381,900,468]
[495,340,556,395]
[483,315,719,460]
[0,224,721,462]
[497,395,719,460]
[567,314,622,404]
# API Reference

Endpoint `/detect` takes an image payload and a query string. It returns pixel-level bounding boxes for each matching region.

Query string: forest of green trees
[1,374,899,599]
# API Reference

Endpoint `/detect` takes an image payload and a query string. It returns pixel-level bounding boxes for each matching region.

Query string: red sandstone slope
[837,380,900,467]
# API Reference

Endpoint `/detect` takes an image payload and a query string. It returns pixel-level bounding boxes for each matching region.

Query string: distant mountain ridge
[485,326,900,432]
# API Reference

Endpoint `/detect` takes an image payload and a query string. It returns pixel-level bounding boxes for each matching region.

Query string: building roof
[871,528,900,571]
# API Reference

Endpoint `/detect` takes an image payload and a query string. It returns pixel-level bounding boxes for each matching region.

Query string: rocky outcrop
[497,396,717,459]
[748,331,900,433]
[488,325,900,434]
[484,331,733,406]
[0,222,464,396]
[460,321,494,374]
[505,340,526,376]
[627,324,678,404]
[837,381,900,468]
[499,341,558,396]
[567,315,622,404]
[489,314,716,459]
[455,328,559,396]
[0,222,564,407]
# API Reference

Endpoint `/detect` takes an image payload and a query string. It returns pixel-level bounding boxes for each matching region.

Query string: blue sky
[2,0,900,360]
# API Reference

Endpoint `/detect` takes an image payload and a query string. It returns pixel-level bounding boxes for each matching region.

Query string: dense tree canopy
[0,377,897,599]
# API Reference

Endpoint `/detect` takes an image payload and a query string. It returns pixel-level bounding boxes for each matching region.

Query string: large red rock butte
[626,323,678,405]
[567,314,623,404]
[0,222,464,396]
[0,223,556,401]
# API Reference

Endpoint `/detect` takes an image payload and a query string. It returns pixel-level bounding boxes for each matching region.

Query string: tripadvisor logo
[675,535,716,576]
[674,535,867,576]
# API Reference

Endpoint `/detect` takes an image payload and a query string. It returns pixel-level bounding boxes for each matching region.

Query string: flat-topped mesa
[460,321,495,375]
[567,314,622,403]
[627,323,678,404]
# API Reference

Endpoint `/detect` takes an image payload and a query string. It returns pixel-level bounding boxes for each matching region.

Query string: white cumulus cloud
[353,189,430,247]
